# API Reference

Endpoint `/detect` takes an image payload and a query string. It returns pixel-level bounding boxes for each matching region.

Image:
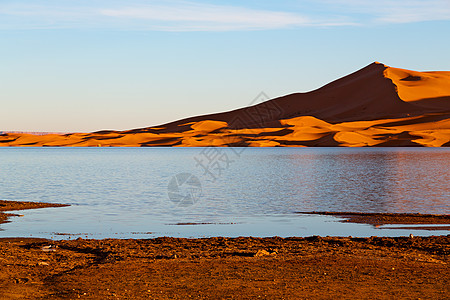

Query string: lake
[0,147,449,239]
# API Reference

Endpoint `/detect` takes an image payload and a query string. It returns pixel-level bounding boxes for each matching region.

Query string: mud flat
[0,200,69,225]
[299,211,450,231]
[0,201,449,299]
[0,236,448,299]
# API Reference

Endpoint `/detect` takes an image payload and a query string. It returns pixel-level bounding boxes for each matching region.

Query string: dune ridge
[1,62,449,147]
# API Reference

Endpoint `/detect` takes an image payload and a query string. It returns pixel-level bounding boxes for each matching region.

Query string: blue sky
[1,0,450,132]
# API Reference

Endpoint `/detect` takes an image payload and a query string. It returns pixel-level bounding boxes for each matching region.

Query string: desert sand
[1,62,449,147]
[0,201,449,299]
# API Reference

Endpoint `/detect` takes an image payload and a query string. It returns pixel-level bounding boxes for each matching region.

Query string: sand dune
[1,62,449,147]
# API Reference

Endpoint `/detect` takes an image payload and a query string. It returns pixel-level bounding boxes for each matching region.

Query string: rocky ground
[0,236,449,299]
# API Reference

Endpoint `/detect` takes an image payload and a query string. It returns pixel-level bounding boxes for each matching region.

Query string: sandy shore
[0,201,449,299]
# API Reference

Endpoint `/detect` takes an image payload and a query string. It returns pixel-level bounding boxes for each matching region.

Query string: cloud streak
[0,1,317,31]
[0,0,449,31]
[100,4,309,29]
[321,0,450,24]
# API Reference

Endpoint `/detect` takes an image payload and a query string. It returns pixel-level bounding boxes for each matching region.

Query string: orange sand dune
[384,66,450,103]
[1,62,449,147]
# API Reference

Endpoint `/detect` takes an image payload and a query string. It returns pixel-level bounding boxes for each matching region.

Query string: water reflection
[0,147,449,238]
[252,148,449,214]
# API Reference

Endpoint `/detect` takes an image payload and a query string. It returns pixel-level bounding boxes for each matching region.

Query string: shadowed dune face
[1,62,449,147]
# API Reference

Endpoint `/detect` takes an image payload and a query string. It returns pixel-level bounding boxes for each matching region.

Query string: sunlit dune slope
[384,66,450,110]
[1,62,449,147]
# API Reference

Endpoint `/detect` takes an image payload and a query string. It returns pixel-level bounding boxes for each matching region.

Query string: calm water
[0,147,449,239]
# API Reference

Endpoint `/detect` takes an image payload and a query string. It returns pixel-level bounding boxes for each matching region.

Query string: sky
[1,0,450,132]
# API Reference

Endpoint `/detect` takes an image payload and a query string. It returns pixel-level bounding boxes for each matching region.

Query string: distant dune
[1,62,449,147]
[0,131,67,136]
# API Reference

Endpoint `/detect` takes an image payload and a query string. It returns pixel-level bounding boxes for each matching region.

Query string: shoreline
[1,200,449,298]
[298,211,450,224]
[0,200,69,225]
[2,199,449,231]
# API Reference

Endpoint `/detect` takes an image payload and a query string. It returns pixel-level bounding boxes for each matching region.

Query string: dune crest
[1,62,449,147]
[384,66,450,103]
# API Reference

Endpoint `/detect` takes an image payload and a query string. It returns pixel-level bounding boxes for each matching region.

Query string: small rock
[255,250,270,257]
[38,262,49,266]
[41,245,57,252]
[409,234,414,238]
[15,277,30,284]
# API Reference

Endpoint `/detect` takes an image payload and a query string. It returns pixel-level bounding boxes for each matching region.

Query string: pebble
[41,245,57,252]
[255,250,270,257]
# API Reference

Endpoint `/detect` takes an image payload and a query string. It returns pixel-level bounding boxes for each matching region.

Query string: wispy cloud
[0,0,354,31]
[100,3,311,31]
[320,0,450,24]
[376,1,450,24]
[0,0,449,31]
[0,1,316,31]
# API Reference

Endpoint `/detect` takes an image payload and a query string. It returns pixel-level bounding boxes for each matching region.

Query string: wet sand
[299,212,450,232]
[0,200,69,225]
[0,201,449,299]
[299,211,450,225]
